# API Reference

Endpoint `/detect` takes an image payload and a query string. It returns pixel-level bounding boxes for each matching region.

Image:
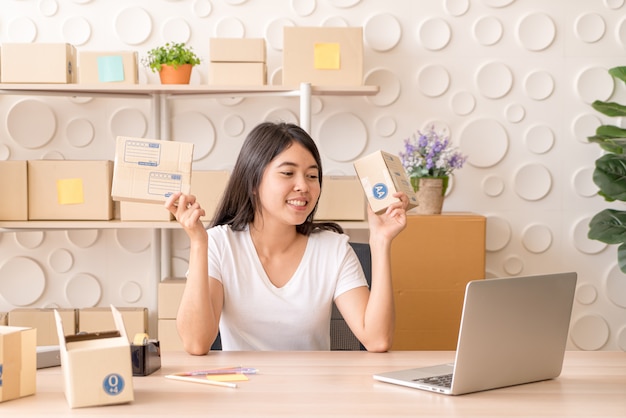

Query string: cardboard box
[208,62,266,86]
[28,160,114,220]
[111,136,194,204]
[157,319,183,351]
[0,313,7,326]
[0,161,28,221]
[8,308,77,346]
[0,326,36,403]
[282,27,363,87]
[78,50,138,84]
[158,278,186,319]
[353,150,418,214]
[54,307,134,408]
[190,170,229,221]
[119,201,173,221]
[78,307,147,344]
[1,43,76,83]
[209,38,266,62]
[315,176,366,220]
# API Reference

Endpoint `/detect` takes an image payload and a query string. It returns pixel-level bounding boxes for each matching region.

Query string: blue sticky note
[97,55,125,82]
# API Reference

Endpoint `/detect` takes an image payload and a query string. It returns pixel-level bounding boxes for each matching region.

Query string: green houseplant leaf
[588,209,626,244]
[593,153,626,201]
[142,42,201,73]
[591,100,626,117]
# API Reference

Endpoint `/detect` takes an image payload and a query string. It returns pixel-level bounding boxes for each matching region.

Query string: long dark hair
[211,122,343,235]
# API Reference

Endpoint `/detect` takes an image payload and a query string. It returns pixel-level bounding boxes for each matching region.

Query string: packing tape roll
[133,332,149,345]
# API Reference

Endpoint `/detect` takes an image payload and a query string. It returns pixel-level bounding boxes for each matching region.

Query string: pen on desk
[165,374,238,388]
[181,367,258,376]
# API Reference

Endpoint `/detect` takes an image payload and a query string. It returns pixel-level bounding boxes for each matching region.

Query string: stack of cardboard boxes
[208,38,267,86]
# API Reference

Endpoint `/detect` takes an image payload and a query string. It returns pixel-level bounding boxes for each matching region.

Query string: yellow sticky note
[206,374,249,382]
[314,42,340,70]
[57,178,84,205]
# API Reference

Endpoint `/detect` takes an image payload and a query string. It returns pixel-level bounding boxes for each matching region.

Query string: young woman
[165,122,409,354]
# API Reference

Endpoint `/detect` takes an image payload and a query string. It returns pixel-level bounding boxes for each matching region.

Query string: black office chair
[330,242,371,351]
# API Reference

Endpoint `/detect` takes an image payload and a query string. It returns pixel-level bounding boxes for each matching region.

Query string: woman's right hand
[164,192,207,241]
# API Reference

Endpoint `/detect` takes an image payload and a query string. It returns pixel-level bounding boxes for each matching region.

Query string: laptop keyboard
[412,373,453,388]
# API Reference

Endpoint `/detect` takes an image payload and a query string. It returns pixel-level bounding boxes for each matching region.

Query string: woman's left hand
[367,191,409,241]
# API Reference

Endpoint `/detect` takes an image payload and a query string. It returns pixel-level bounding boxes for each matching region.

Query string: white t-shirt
[208,224,368,351]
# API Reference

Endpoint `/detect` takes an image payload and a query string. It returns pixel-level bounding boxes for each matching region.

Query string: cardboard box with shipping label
[1,43,76,83]
[282,27,363,87]
[353,150,418,214]
[28,160,114,220]
[54,306,134,408]
[78,51,138,84]
[208,62,266,86]
[0,326,36,403]
[190,170,230,221]
[8,308,77,346]
[0,161,28,221]
[111,136,194,204]
[315,176,366,221]
[209,38,266,62]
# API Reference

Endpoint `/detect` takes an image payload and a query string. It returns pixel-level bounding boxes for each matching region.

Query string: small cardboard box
[209,38,266,62]
[0,313,7,326]
[0,161,28,221]
[190,170,230,221]
[112,136,194,204]
[78,307,147,344]
[158,277,186,319]
[208,62,266,86]
[315,176,366,220]
[282,27,363,87]
[353,150,418,214]
[119,201,173,221]
[157,319,184,351]
[28,160,114,220]
[78,50,138,84]
[0,326,36,403]
[8,308,77,346]
[54,306,134,408]
[1,43,76,83]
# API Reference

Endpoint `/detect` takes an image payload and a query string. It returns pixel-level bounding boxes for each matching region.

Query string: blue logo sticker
[102,373,125,396]
[372,183,388,200]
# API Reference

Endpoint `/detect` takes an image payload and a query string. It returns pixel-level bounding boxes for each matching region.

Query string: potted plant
[587,66,626,272]
[142,42,201,84]
[399,125,467,214]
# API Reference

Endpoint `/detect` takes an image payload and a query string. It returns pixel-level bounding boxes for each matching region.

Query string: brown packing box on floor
[282,27,363,87]
[78,50,138,84]
[0,160,28,220]
[209,38,266,62]
[78,307,148,344]
[190,170,230,221]
[1,43,76,83]
[315,175,366,221]
[8,308,77,346]
[0,326,36,403]
[27,160,114,220]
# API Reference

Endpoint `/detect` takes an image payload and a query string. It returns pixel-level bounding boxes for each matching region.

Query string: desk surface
[4,351,625,417]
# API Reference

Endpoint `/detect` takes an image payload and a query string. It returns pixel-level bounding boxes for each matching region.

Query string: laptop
[373,272,577,395]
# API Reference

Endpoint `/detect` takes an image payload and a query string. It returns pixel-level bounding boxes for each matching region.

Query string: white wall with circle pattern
[0,0,625,351]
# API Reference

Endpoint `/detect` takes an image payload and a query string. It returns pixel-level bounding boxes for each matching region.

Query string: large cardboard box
[28,160,114,220]
[54,307,134,408]
[190,170,229,221]
[282,27,363,87]
[353,150,418,214]
[1,43,76,83]
[315,176,366,221]
[119,201,173,221]
[111,136,194,204]
[158,278,186,319]
[157,319,184,351]
[208,62,266,86]
[0,161,28,221]
[0,326,36,403]
[78,307,147,344]
[0,313,7,326]
[209,38,266,62]
[78,50,138,84]
[8,308,76,346]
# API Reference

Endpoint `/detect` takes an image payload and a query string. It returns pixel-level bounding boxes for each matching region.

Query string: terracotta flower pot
[158,64,192,84]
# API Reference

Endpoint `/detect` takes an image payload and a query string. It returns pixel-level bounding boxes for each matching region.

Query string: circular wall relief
[265,18,296,51]
[223,114,245,137]
[48,248,74,273]
[374,115,397,138]
[617,16,626,48]
[364,13,402,52]
[574,13,606,43]
[7,100,57,149]
[485,215,512,252]
[192,0,212,17]
[0,144,10,160]
[503,256,524,275]
[310,97,323,114]
[513,163,552,201]
[572,217,607,254]
[483,0,515,7]
[444,0,470,17]
[264,109,299,125]
[328,0,361,7]
[291,0,316,17]
[120,281,142,303]
[473,16,503,46]
[217,96,245,106]
[39,0,59,17]
[8,17,37,42]
[224,0,247,4]
[521,223,553,253]
[572,113,602,143]
[0,257,46,306]
[576,67,615,104]
[66,118,95,148]
[418,17,452,51]
[65,273,101,307]
[606,266,626,308]
[161,17,191,43]
[110,108,147,138]
[215,17,245,37]
[505,103,525,123]
[570,315,609,351]
[417,64,450,98]
[41,150,64,160]
[114,7,152,45]
[618,326,626,351]
[524,124,554,154]
[482,174,505,197]
[604,0,625,8]
[318,113,367,162]
[363,68,401,107]
[322,16,349,27]
[62,16,91,46]
[572,167,598,198]
[115,229,151,253]
[458,118,509,168]
[475,61,513,99]
[524,70,555,101]
[172,111,216,161]
[15,231,45,249]
[450,91,476,116]
[576,283,598,305]
[516,13,556,51]
[66,229,100,248]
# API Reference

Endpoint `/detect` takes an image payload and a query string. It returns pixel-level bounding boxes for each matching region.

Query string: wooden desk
[3,351,624,417]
